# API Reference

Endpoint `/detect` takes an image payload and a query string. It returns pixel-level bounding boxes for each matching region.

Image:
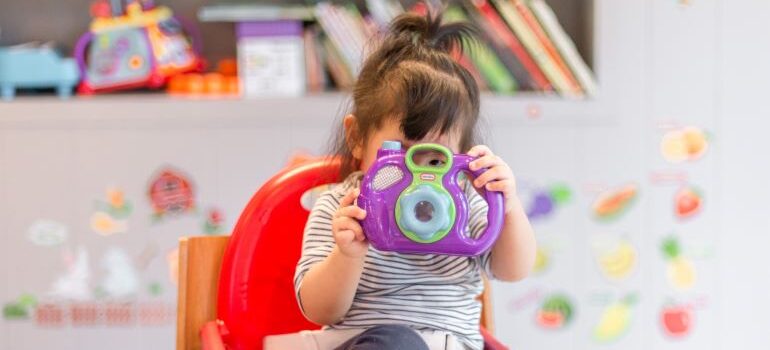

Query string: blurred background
[0,0,768,349]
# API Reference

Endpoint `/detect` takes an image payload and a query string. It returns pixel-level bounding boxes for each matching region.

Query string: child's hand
[468,145,519,214]
[332,189,369,259]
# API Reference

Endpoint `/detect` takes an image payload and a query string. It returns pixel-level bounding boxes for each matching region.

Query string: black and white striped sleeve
[465,183,496,280]
[293,189,341,314]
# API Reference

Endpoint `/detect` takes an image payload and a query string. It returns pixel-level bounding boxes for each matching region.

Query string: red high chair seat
[180,158,506,350]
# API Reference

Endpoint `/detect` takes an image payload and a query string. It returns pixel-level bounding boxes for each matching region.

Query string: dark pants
[334,325,429,350]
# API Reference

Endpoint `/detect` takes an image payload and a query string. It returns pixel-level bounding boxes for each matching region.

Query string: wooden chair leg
[176,236,229,350]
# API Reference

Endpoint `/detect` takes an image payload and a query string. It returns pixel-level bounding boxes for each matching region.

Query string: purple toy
[358,141,504,256]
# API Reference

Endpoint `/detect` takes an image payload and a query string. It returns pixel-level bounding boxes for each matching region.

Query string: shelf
[0,92,610,130]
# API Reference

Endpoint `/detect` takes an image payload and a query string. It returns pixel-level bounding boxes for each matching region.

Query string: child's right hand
[332,189,369,259]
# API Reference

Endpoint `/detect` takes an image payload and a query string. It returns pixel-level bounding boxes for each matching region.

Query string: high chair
[176,158,508,350]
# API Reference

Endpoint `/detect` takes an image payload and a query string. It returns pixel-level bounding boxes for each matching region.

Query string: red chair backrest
[217,158,341,350]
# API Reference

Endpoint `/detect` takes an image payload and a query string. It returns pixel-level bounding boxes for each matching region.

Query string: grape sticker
[524,183,572,221]
[535,294,574,330]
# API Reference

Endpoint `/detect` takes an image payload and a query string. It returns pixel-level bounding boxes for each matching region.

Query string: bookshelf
[0,92,610,130]
[199,0,597,97]
[1,0,613,125]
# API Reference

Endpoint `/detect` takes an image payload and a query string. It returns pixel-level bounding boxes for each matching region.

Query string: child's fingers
[339,188,360,207]
[485,179,511,192]
[469,154,503,171]
[473,167,507,188]
[337,205,367,220]
[467,145,493,158]
[335,229,355,246]
[332,216,362,238]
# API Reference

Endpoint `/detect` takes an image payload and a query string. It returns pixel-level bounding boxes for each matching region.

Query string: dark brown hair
[330,8,482,177]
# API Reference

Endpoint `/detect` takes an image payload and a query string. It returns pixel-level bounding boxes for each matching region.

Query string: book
[366,0,405,28]
[304,27,325,93]
[462,0,536,90]
[466,0,553,92]
[445,6,517,93]
[320,36,354,89]
[198,4,315,22]
[512,0,583,95]
[236,21,306,97]
[491,0,577,96]
[528,0,597,96]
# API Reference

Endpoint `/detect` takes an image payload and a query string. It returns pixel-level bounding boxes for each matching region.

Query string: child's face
[349,116,462,173]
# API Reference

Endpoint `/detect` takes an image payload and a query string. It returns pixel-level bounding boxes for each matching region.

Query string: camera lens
[415,200,434,222]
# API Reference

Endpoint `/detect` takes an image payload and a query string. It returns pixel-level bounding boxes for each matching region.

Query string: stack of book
[199,0,597,98]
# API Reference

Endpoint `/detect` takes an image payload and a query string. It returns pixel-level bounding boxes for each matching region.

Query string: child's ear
[343,114,363,160]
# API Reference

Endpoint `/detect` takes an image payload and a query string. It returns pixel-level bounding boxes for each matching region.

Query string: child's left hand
[467,145,519,214]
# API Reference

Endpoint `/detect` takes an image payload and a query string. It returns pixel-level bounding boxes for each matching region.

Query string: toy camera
[74,0,202,94]
[358,141,504,256]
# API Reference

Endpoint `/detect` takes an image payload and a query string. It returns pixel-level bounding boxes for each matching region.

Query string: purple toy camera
[358,141,504,256]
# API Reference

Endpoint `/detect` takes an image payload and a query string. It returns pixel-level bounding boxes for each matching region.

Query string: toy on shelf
[0,44,79,101]
[167,59,239,96]
[358,142,504,256]
[74,0,203,94]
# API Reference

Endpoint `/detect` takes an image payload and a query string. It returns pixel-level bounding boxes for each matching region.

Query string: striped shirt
[294,172,494,350]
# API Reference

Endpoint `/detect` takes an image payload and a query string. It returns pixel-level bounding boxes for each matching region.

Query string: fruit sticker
[535,294,574,330]
[525,183,572,221]
[661,236,696,291]
[593,294,637,343]
[533,247,550,275]
[661,302,694,339]
[148,167,196,220]
[592,183,638,222]
[90,188,132,236]
[660,126,709,163]
[594,237,637,282]
[675,186,703,220]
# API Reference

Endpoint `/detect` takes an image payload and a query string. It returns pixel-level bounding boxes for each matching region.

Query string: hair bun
[389,8,477,53]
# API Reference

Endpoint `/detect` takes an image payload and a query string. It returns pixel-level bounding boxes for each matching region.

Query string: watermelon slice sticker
[535,294,574,330]
[592,183,639,221]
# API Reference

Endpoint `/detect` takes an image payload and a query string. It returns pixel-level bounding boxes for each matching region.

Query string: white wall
[1,0,769,349]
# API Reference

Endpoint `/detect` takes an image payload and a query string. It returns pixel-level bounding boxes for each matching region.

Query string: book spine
[304,28,323,93]
[462,0,535,90]
[445,6,517,93]
[529,0,597,96]
[492,0,574,96]
[469,0,553,92]
[514,0,582,94]
[321,36,354,89]
[314,3,359,76]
